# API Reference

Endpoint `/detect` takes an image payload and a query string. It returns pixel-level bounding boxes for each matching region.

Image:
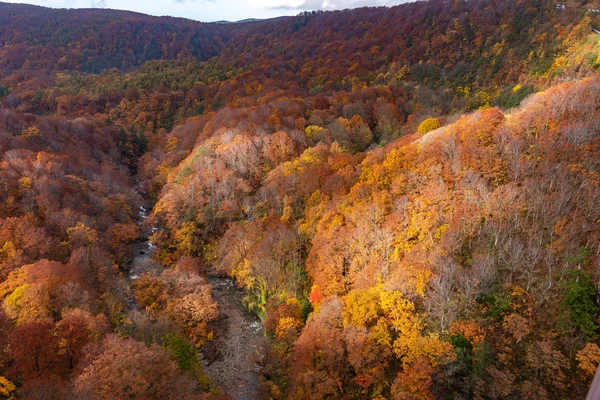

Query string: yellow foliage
[4,284,50,324]
[343,286,381,328]
[4,284,28,318]
[20,126,40,139]
[298,190,330,238]
[330,141,344,154]
[417,118,441,135]
[18,176,32,191]
[174,221,198,254]
[285,297,302,313]
[554,56,567,68]
[0,241,17,261]
[414,270,432,297]
[395,334,456,368]
[343,285,454,368]
[281,205,293,222]
[283,146,325,177]
[232,258,255,291]
[305,125,324,141]
[372,318,393,348]
[276,317,301,340]
[166,136,179,152]
[330,213,345,229]
[379,289,418,332]
[67,222,98,247]
[473,90,492,108]
[434,224,450,240]
[360,163,389,186]
[281,195,293,222]
[0,376,15,398]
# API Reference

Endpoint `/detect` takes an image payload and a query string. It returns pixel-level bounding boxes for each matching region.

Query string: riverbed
[128,202,265,399]
[203,276,265,399]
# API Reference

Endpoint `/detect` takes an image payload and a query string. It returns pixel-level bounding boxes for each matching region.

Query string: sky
[2,0,412,22]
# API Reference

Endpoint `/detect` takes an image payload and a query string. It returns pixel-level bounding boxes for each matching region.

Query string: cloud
[253,0,409,10]
[38,0,106,8]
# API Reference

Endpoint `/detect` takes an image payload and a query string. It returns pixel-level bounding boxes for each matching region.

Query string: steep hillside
[154,74,600,399]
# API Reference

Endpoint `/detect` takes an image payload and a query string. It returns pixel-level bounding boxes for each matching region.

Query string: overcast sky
[3,0,411,22]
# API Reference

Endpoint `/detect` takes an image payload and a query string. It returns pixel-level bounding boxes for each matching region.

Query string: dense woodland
[1,0,600,398]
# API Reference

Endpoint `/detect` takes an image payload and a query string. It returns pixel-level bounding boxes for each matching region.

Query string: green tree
[562,252,599,340]
[164,333,197,371]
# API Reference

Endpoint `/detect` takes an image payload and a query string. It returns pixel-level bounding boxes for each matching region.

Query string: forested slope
[154,76,600,399]
[0,2,238,73]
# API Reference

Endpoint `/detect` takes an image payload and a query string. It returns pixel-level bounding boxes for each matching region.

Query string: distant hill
[2,0,600,129]
[1,0,599,89]
[0,2,239,73]
[214,18,265,24]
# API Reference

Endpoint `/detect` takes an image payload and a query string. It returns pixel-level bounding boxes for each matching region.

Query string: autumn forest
[1,0,600,398]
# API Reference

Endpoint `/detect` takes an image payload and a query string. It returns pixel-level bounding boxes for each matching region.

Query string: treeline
[2,0,600,134]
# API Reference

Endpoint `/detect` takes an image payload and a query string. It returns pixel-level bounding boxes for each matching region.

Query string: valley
[1,0,600,399]
[204,276,264,400]
[129,194,265,399]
